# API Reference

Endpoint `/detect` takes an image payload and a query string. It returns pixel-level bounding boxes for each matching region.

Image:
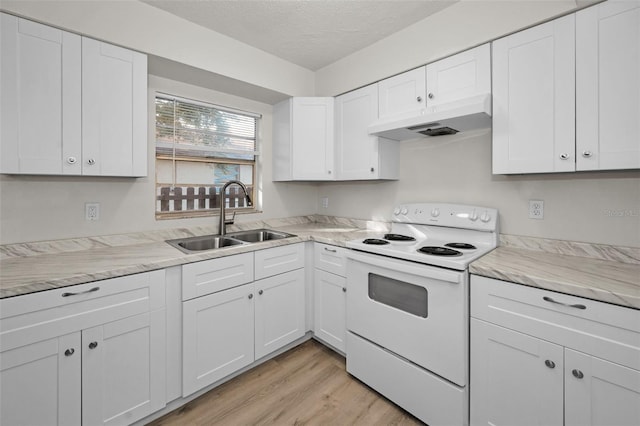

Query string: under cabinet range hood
[368,94,492,141]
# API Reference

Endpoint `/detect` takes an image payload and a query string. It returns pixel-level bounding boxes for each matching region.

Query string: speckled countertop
[0,216,383,299]
[2,216,639,310]
[470,235,640,310]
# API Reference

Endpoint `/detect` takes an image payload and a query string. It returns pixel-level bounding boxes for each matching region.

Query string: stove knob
[480,211,491,223]
[400,207,408,215]
[393,207,401,215]
[469,210,478,221]
[431,208,440,218]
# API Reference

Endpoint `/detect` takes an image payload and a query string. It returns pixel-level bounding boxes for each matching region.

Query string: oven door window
[368,273,428,318]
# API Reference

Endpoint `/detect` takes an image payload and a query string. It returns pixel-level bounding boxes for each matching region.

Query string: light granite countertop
[470,238,640,310]
[2,216,639,310]
[0,217,382,299]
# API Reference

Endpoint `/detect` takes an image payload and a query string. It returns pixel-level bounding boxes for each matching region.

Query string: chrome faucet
[218,180,252,236]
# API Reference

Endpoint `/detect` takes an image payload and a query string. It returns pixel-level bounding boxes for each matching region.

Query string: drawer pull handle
[88,342,98,350]
[258,290,264,295]
[62,287,100,297]
[64,348,75,357]
[543,296,586,310]
[572,369,584,379]
[545,360,556,369]
[324,247,337,253]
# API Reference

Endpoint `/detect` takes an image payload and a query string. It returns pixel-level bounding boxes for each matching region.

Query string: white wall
[0,76,318,244]
[318,131,640,247]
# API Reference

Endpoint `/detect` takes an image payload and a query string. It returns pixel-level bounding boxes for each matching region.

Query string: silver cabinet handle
[416,96,422,102]
[428,93,434,99]
[65,348,75,357]
[248,293,253,299]
[559,153,570,160]
[582,151,593,158]
[572,369,584,379]
[543,296,586,310]
[88,342,98,350]
[328,170,332,174]
[324,247,337,253]
[370,167,375,172]
[62,287,100,297]
[87,158,96,165]
[342,287,347,293]
[545,360,556,369]
[66,156,77,165]
[258,289,264,295]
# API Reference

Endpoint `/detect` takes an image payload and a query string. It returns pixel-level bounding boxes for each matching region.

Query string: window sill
[156,208,262,221]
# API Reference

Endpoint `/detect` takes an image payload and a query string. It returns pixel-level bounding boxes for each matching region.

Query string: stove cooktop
[346,203,499,270]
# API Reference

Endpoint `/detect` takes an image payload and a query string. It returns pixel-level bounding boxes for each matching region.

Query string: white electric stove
[345,203,499,426]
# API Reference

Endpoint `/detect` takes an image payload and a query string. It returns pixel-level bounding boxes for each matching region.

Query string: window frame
[154,92,261,220]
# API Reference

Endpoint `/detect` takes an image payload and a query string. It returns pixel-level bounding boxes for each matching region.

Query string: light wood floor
[149,339,423,426]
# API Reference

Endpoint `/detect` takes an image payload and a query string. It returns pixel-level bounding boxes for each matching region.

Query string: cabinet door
[82,37,147,177]
[82,311,166,426]
[576,1,640,171]
[565,348,640,426]
[0,13,81,175]
[378,67,426,120]
[0,333,81,426]
[255,268,306,359]
[313,269,346,353]
[335,84,381,180]
[291,97,334,180]
[182,284,254,396]
[470,319,563,426]
[492,15,575,174]
[425,43,490,108]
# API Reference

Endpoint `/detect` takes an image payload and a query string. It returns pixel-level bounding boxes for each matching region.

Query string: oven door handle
[346,250,462,284]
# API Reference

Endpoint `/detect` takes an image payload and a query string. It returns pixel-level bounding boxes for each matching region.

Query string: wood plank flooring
[149,339,423,425]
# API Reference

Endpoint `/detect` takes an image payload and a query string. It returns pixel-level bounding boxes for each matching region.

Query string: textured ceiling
[142,0,458,71]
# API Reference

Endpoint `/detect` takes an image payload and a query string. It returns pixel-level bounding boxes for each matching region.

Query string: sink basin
[228,229,296,243]
[166,235,246,254]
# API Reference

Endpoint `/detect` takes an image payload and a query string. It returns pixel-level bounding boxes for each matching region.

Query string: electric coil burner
[362,238,390,245]
[418,246,463,256]
[383,233,416,242]
[445,242,477,250]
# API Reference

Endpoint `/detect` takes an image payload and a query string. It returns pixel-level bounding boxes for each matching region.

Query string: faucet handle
[224,211,236,225]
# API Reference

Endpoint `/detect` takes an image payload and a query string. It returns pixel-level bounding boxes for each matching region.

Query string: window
[155,94,260,219]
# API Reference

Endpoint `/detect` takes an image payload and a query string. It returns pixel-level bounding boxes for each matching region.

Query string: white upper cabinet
[335,84,398,180]
[425,44,491,109]
[492,14,576,174]
[82,38,147,177]
[272,97,334,181]
[0,12,147,177]
[378,67,426,120]
[0,13,82,175]
[576,0,640,171]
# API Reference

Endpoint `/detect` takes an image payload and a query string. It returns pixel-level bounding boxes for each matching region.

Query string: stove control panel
[392,203,498,232]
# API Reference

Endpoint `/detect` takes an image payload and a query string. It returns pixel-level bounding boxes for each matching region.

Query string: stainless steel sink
[166,235,246,254]
[166,229,296,253]
[227,229,296,243]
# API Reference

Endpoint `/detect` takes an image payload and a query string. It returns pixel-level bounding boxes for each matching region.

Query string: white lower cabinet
[182,283,255,397]
[313,243,347,353]
[181,244,306,397]
[0,271,166,426]
[470,275,640,426]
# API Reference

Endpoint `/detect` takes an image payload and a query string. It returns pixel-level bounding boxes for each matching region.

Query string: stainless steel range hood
[368,94,492,141]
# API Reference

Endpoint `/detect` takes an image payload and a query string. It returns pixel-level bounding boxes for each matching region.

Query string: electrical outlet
[529,200,544,219]
[85,202,100,221]
[320,197,329,209]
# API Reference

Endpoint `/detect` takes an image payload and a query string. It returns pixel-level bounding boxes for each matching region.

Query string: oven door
[346,250,468,386]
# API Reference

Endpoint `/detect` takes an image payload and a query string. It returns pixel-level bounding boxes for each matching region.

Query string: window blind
[155,94,259,160]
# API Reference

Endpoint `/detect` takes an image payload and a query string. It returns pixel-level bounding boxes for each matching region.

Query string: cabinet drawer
[254,243,304,280]
[471,275,640,370]
[314,243,348,276]
[0,270,165,351]
[182,252,254,301]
